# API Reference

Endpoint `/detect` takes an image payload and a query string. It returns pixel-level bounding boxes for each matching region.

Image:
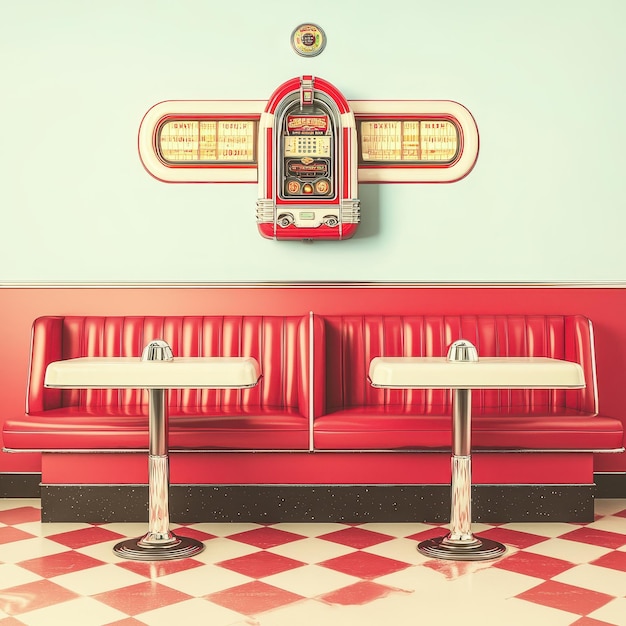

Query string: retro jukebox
[256,76,359,240]
[138,76,479,241]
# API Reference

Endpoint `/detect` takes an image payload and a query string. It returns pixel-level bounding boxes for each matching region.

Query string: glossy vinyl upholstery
[5,315,310,450]
[314,314,624,450]
[4,312,623,455]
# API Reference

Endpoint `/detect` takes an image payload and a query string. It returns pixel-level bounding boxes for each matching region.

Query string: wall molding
[2,281,626,289]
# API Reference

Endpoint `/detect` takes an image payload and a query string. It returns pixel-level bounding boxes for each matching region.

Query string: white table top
[44,356,262,389]
[368,356,585,389]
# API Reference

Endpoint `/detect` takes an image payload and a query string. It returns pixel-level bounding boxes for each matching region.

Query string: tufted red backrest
[27,315,310,414]
[321,314,598,414]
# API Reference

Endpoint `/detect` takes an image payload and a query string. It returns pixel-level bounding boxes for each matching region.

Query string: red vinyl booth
[5,315,311,451]
[4,313,622,455]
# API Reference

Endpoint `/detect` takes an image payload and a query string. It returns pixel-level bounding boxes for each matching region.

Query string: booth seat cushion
[4,406,308,451]
[313,406,624,450]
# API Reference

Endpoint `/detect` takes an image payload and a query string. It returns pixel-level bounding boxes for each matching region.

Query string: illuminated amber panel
[158,119,256,163]
[360,120,458,163]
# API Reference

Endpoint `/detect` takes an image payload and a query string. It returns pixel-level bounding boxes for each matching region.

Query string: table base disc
[113,535,205,561]
[417,536,506,561]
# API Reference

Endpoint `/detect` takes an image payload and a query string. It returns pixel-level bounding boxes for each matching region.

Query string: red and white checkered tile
[1,498,625,625]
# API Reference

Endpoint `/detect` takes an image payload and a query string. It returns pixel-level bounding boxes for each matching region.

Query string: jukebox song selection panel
[359,120,458,163]
[158,120,256,163]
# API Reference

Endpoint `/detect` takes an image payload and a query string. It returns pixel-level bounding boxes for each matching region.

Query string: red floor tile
[516,580,614,616]
[589,549,626,573]
[170,527,216,542]
[225,526,306,549]
[0,526,35,545]
[0,507,41,525]
[317,526,394,549]
[17,550,105,578]
[318,580,409,606]
[0,579,79,616]
[318,550,411,579]
[559,527,626,550]
[205,580,304,615]
[46,526,127,549]
[493,550,574,579]
[93,581,193,616]
[217,550,305,578]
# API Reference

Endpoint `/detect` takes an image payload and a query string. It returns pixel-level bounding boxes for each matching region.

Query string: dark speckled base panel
[0,472,41,498]
[40,484,595,523]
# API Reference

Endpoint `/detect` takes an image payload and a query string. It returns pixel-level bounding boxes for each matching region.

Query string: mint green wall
[2,0,625,281]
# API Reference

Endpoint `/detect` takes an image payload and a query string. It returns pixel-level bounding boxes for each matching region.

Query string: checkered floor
[1,498,625,625]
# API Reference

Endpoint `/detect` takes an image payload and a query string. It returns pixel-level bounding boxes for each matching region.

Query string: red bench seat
[3,312,623,455]
[3,315,311,451]
[314,314,623,452]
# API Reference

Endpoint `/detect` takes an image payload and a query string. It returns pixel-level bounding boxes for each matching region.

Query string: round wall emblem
[291,24,326,57]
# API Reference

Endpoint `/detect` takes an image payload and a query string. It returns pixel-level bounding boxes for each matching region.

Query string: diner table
[368,339,585,561]
[44,339,261,561]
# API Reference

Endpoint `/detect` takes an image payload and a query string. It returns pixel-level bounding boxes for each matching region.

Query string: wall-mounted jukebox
[138,76,479,241]
[256,76,359,240]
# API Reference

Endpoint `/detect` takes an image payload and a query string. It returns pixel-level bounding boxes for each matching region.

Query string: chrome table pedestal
[417,342,505,560]
[113,341,203,560]
[44,340,261,561]
[368,340,585,561]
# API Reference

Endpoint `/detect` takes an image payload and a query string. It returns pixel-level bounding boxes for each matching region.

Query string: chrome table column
[113,340,204,560]
[416,340,506,560]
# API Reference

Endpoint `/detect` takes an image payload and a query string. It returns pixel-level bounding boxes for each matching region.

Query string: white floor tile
[157,564,253,596]
[594,498,626,516]
[0,498,40,511]
[50,562,148,595]
[586,515,626,536]
[98,521,154,537]
[0,562,43,587]
[485,597,578,626]
[191,537,260,564]
[0,536,68,564]
[499,521,580,537]
[15,596,127,626]
[269,522,351,537]
[266,536,355,563]
[361,537,432,565]
[74,539,134,563]
[262,563,360,597]
[589,596,626,626]
[179,522,262,537]
[428,563,540,599]
[553,562,626,597]
[19,522,92,537]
